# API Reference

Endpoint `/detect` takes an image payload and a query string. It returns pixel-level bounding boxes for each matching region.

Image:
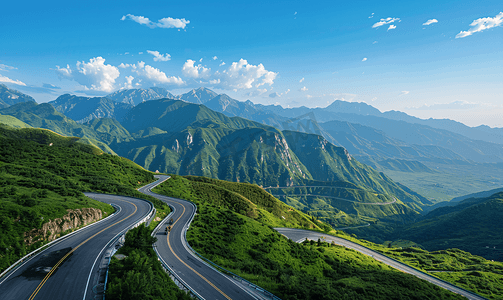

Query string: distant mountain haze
[0,84,36,109]
[49,94,133,123]
[106,87,176,106]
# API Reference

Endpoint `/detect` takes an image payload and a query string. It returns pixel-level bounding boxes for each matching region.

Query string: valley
[1,84,503,299]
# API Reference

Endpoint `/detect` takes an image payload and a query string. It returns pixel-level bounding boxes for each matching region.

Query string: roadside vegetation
[106,224,191,300]
[154,175,463,299]
[0,124,164,273]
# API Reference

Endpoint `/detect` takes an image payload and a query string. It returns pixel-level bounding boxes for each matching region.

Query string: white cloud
[372,17,400,28]
[388,25,396,31]
[246,88,268,97]
[130,61,184,86]
[399,91,410,96]
[122,75,135,89]
[182,59,211,79]
[0,64,17,71]
[299,77,304,83]
[219,62,226,66]
[55,57,120,92]
[423,19,438,26]
[212,56,218,60]
[59,58,184,93]
[121,14,190,29]
[362,57,368,62]
[147,50,171,62]
[268,89,290,98]
[456,12,503,38]
[199,58,203,62]
[0,74,26,86]
[369,13,374,19]
[139,52,144,54]
[216,59,277,90]
[300,86,308,92]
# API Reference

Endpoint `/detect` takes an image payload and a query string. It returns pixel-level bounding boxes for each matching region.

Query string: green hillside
[0,124,161,272]
[153,175,463,300]
[0,102,131,154]
[1,97,428,229]
[0,114,32,128]
[395,192,503,261]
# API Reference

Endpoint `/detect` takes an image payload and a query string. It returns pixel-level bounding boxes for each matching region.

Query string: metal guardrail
[151,209,204,300]
[145,175,282,300]
[283,228,489,300]
[101,198,156,298]
[0,203,122,283]
[179,200,281,300]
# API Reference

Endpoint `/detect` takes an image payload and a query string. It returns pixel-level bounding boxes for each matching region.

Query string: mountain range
[2,84,503,202]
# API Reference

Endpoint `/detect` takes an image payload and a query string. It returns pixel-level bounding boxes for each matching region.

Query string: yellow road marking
[28,199,138,300]
[164,199,232,300]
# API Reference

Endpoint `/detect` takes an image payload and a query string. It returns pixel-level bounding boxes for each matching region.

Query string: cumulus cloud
[300,86,308,92]
[399,91,410,96]
[456,12,503,38]
[214,59,277,90]
[212,56,218,60]
[147,50,171,62]
[423,19,438,26]
[0,74,26,86]
[55,57,120,92]
[57,58,184,93]
[299,77,304,83]
[362,57,368,62]
[122,75,135,89]
[219,62,226,66]
[388,25,396,31]
[369,13,374,19]
[121,14,190,29]
[0,64,17,71]
[372,17,400,28]
[182,59,211,79]
[129,61,184,85]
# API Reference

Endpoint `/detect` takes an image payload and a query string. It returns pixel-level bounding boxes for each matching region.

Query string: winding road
[138,175,258,300]
[0,193,153,300]
[275,228,487,300]
[0,177,487,300]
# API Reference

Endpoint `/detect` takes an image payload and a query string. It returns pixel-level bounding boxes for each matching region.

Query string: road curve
[139,175,258,300]
[275,228,487,300]
[0,194,152,300]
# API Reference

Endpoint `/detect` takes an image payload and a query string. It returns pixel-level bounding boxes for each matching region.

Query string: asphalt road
[139,175,258,300]
[275,228,487,300]
[0,193,152,300]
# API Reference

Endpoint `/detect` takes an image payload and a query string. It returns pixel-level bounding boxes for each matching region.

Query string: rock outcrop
[24,208,104,246]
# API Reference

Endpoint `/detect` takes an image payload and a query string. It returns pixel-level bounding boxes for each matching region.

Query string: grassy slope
[0,114,32,128]
[153,175,463,300]
[0,124,163,272]
[395,192,503,262]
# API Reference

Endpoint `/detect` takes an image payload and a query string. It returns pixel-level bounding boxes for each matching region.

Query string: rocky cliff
[24,207,105,246]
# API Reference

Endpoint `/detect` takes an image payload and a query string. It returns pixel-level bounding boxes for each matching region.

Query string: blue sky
[1,0,502,127]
